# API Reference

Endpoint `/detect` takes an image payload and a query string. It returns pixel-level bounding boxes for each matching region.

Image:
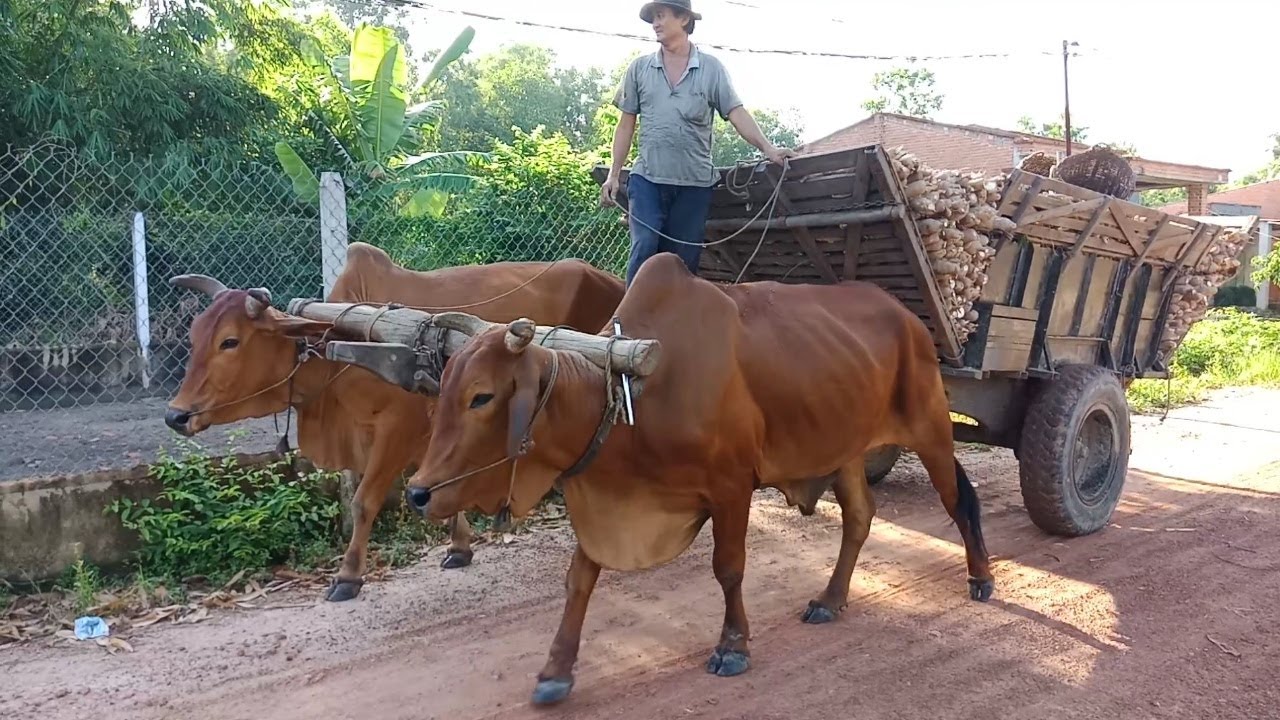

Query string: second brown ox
[404,252,994,706]
[165,242,625,601]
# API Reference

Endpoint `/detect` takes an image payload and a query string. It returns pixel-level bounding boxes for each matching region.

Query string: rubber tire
[864,444,902,486]
[1018,364,1131,537]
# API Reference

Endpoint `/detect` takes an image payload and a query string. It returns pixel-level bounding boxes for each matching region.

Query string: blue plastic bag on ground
[74,616,109,640]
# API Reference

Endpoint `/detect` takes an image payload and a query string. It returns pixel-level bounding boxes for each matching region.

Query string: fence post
[1259,221,1272,311]
[131,211,152,390]
[320,172,348,299]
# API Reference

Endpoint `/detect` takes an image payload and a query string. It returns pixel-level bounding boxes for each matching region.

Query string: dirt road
[4,388,1278,720]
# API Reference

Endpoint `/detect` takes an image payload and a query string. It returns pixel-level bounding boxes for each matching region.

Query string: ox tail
[953,458,989,559]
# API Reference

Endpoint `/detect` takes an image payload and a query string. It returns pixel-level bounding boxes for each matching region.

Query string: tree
[861,66,944,118]
[434,44,613,152]
[712,108,804,166]
[274,23,484,218]
[1,0,282,160]
[1016,114,1090,144]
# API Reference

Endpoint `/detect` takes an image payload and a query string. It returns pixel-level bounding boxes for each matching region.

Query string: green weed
[1127,308,1280,414]
[108,441,344,585]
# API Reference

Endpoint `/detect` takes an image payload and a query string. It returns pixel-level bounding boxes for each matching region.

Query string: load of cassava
[886,146,1017,342]
[1159,226,1251,360]
[885,145,1249,355]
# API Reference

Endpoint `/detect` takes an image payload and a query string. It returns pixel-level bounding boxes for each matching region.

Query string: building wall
[803,115,1019,173]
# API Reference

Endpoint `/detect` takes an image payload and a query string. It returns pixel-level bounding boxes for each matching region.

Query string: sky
[388,0,1280,180]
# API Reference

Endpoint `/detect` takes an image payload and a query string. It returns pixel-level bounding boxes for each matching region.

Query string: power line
[374,0,1072,62]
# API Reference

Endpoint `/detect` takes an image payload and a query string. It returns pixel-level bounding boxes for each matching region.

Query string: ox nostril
[164,408,192,432]
[406,486,431,513]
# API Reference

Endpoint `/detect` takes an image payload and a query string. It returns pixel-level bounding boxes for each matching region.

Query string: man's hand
[765,145,796,166]
[600,175,621,208]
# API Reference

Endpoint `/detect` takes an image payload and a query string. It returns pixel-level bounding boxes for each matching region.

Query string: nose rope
[186,340,321,419]
[421,349,561,520]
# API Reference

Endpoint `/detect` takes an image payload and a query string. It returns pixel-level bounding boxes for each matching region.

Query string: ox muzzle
[405,486,432,516]
[164,406,196,436]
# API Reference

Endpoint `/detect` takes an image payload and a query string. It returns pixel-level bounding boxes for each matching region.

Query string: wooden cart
[589,144,1256,536]
[285,143,1253,539]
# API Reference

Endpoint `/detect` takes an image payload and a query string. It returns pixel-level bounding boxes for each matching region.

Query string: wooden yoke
[285,300,662,396]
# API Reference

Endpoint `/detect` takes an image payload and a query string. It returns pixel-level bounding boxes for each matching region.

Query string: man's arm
[609,112,637,182]
[727,106,790,162]
[601,112,637,207]
[712,62,794,166]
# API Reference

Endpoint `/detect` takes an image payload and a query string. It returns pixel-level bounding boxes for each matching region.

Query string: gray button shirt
[613,45,743,187]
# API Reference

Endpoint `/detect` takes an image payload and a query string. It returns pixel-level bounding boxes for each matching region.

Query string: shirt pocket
[675,89,713,127]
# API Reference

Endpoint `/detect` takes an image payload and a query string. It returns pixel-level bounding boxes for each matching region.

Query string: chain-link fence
[1,141,630,481]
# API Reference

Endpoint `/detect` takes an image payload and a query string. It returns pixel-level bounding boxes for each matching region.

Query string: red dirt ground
[3,388,1278,720]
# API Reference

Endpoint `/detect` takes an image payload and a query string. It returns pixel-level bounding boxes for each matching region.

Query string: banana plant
[275,23,484,218]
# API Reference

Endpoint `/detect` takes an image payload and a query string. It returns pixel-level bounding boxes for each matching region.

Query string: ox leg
[916,446,995,602]
[441,511,474,569]
[532,543,601,706]
[706,494,752,677]
[802,461,875,625]
[327,451,403,602]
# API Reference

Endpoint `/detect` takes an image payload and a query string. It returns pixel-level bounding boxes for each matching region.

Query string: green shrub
[109,443,343,584]
[1212,284,1256,308]
[1128,307,1280,413]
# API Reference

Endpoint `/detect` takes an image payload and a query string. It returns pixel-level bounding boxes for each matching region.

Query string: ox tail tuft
[954,458,988,559]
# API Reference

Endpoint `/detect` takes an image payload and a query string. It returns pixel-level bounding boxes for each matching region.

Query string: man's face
[651,6,688,42]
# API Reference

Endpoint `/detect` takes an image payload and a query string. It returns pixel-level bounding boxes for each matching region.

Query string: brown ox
[165,242,625,601]
[404,252,994,705]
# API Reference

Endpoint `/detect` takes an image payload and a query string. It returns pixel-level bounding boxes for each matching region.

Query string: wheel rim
[1070,404,1120,507]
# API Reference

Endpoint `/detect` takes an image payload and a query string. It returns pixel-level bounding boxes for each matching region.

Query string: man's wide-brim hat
[640,0,702,23]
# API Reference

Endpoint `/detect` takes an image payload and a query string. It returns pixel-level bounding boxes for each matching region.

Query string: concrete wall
[0,450,302,584]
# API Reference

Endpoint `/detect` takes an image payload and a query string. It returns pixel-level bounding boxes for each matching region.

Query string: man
[601,0,795,286]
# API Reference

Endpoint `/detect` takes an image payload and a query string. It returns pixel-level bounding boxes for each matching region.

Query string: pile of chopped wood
[886,147,1018,342]
[1159,227,1252,359]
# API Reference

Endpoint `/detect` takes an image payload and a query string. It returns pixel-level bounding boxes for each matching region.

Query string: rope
[609,158,791,286]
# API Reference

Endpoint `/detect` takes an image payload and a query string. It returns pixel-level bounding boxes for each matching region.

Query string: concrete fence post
[131,211,152,390]
[320,172,349,299]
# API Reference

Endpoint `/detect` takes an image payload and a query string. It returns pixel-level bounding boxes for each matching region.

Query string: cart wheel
[864,444,902,486]
[1019,364,1130,536]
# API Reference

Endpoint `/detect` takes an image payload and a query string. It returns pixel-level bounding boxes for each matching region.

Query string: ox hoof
[324,577,364,602]
[705,648,750,677]
[441,548,473,570]
[530,678,574,706]
[801,600,838,625]
[968,578,994,602]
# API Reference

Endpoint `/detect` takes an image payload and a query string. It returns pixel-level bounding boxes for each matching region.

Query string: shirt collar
[649,44,701,70]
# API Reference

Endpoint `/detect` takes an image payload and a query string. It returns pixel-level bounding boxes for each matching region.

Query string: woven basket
[1054,144,1137,198]
[1018,151,1056,176]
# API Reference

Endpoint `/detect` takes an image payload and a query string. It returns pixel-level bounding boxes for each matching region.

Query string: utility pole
[1063,40,1077,157]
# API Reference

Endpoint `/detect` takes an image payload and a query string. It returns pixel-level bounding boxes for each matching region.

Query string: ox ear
[244,288,272,319]
[170,274,229,298]
[267,313,334,339]
[506,354,542,458]
[504,318,536,354]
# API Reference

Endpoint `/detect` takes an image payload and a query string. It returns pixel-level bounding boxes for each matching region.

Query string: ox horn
[504,318,536,354]
[433,311,496,338]
[170,274,229,298]
[245,287,272,319]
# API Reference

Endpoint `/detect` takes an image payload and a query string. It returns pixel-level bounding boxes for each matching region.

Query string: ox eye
[220,337,240,351]
[469,393,493,409]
